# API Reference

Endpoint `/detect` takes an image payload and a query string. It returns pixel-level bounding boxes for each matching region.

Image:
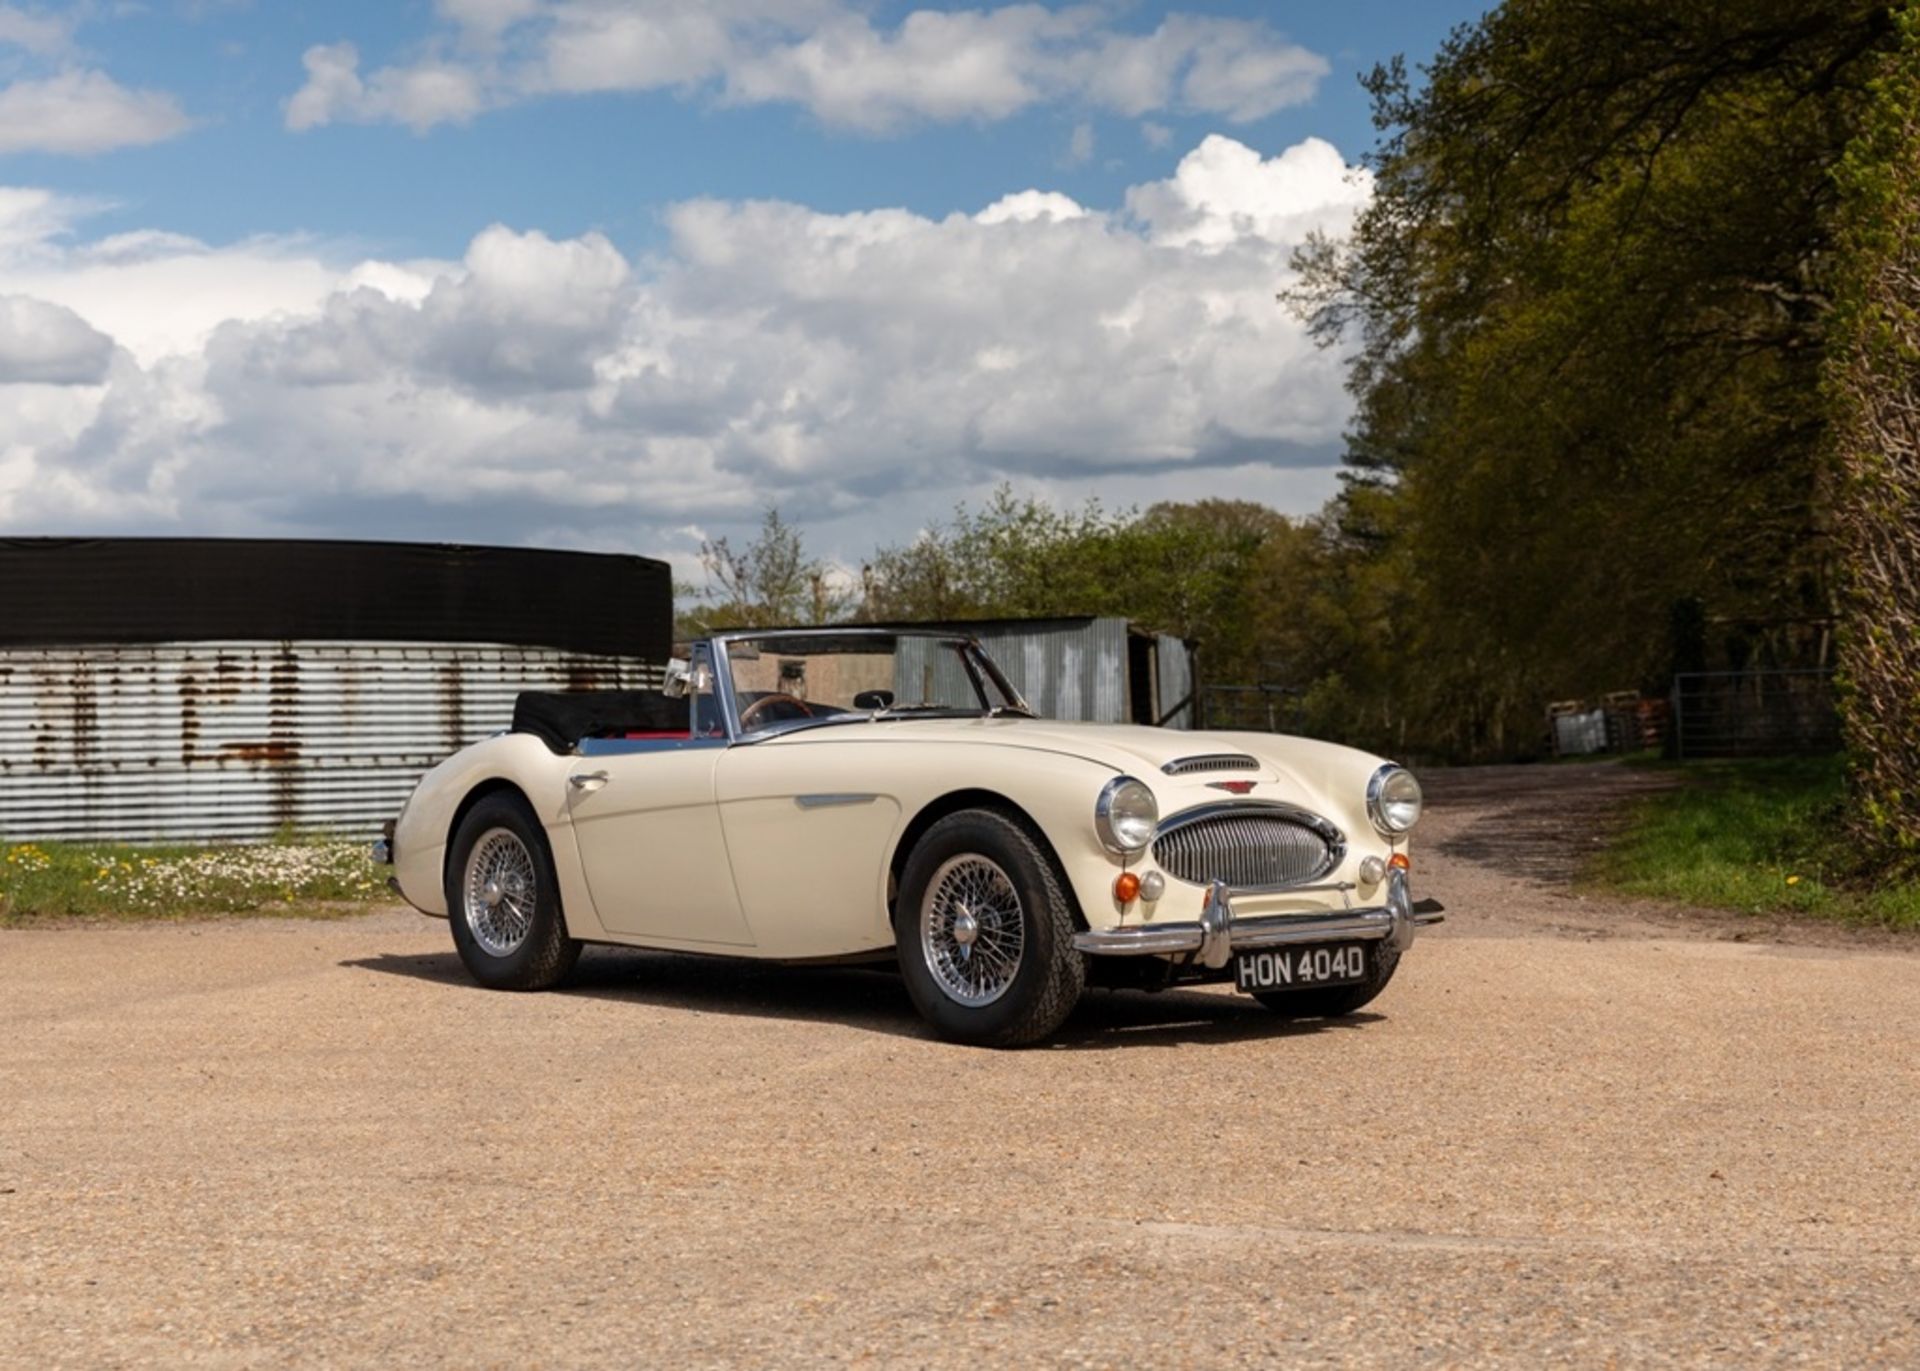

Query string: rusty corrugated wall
[0,641,661,843]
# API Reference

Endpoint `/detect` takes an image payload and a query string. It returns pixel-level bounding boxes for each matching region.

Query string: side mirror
[662,660,692,698]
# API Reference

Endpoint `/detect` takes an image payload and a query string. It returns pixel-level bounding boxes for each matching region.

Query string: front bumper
[1072,870,1443,970]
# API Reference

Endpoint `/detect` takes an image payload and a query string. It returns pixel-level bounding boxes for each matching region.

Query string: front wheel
[894,810,1085,1047]
[445,793,580,991]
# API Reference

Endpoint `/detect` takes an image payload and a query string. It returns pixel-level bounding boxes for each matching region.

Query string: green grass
[1589,755,1920,928]
[0,839,391,924]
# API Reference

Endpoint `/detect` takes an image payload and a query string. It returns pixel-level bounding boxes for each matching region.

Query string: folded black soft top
[511,690,689,753]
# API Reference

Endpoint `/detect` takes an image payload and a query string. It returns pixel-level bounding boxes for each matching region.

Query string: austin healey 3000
[375,628,1440,1046]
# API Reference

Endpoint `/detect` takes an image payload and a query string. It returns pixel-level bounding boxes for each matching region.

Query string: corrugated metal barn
[894,617,1195,729]
[0,538,671,843]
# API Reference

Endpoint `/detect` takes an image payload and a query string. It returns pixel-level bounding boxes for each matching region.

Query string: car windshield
[721,632,1029,735]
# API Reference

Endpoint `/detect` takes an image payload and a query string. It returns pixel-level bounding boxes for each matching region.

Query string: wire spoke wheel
[920,853,1026,1007]
[463,827,539,957]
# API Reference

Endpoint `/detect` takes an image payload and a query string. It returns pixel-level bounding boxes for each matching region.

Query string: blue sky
[0,0,1479,573]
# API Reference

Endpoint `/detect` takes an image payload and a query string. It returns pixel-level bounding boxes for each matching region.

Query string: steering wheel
[739,692,816,728]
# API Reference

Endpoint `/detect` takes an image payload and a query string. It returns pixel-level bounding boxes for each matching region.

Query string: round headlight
[1095,776,1158,854]
[1366,763,1422,835]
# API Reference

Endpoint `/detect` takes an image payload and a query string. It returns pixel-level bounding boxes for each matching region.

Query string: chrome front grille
[1151,805,1342,891]
[1161,753,1259,776]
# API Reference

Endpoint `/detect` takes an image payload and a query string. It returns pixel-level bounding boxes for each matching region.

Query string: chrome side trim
[794,793,880,809]
[1161,753,1260,776]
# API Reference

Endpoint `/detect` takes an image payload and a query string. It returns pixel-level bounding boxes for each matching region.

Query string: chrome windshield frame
[707,627,1030,744]
[691,640,739,744]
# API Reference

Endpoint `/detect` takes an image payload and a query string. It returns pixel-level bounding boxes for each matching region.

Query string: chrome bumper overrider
[1072,870,1443,970]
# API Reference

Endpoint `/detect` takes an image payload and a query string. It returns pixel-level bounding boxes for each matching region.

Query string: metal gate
[1669,670,1840,759]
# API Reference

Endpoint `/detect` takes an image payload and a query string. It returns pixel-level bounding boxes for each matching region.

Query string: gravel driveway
[3,762,1917,1367]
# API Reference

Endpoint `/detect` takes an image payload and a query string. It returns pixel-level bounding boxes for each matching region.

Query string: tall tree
[858,488,1294,679]
[687,507,845,631]
[1827,2,1920,865]
[1292,0,1894,757]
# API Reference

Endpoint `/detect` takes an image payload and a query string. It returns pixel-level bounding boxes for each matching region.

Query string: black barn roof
[0,537,670,659]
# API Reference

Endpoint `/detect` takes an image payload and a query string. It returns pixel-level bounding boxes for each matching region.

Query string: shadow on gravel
[343,948,1382,1049]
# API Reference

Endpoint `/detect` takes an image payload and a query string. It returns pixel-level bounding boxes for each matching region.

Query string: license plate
[1234,943,1368,994]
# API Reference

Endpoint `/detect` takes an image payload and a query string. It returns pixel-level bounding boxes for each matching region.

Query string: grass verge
[0,840,390,924]
[1588,755,1920,928]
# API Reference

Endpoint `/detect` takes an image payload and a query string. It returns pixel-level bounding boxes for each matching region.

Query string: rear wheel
[445,793,580,991]
[1253,943,1400,1018]
[894,809,1085,1047]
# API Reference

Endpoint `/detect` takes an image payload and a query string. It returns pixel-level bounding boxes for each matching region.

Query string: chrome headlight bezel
[1366,763,1423,836]
[1095,776,1159,855]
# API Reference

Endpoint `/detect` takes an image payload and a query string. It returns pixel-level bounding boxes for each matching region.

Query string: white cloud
[0,4,72,56]
[0,193,417,365]
[1064,120,1094,167]
[437,0,545,40]
[1128,134,1372,249]
[0,69,192,155]
[0,134,1366,552]
[975,189,1087,225]
[0,186,93,257]
[286,42,487,134]
[287,2,1328,135]
[0,294,113,384]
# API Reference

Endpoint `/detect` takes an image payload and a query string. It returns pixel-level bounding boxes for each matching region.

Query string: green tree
[1291,0,1894,757]
[858,486,1134,622]
[684,507,847,632]
[858,488,1289,670]
[1827,2,1920,865]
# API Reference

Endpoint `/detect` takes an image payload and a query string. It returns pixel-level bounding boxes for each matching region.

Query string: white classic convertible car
[376,628,1441,1046]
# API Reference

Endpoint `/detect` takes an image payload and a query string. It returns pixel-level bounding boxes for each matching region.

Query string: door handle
[569,771,610,792]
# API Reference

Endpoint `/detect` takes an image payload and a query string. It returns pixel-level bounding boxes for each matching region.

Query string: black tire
[445,792,581,991]
[1253,941,1401,1018]
[894,809,1086,1048]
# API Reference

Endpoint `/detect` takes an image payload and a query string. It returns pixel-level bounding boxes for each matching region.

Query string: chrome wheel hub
[920,855,1025,1008]
[463,828,537,957]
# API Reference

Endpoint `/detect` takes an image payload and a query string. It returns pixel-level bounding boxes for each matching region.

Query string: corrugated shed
[898,618,1136,721]
[0,641,661,843]
[1155,633,1194,728]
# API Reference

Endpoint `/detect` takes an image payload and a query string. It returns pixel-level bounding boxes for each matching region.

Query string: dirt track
[3,763,1918,1367]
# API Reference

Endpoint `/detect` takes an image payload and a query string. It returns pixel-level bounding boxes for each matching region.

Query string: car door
[714,738,904,958]
[564,652,755,948]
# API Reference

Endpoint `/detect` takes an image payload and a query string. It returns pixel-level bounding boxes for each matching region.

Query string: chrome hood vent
[1161,753,1260,776]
